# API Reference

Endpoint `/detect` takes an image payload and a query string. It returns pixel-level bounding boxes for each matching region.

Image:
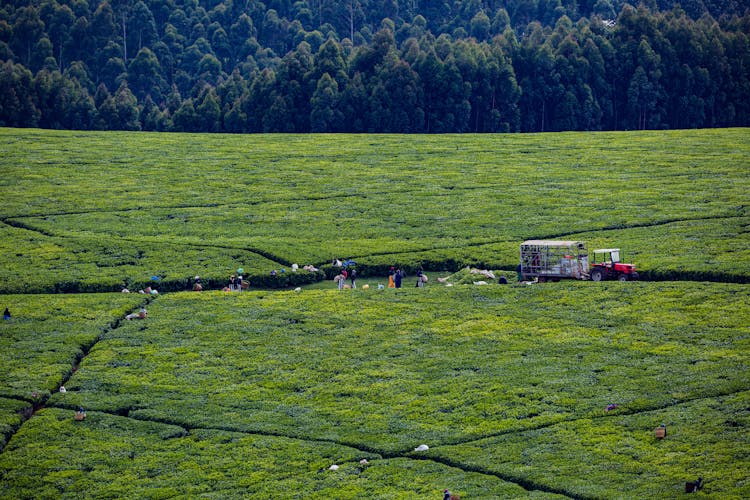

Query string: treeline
[1,0,749,133]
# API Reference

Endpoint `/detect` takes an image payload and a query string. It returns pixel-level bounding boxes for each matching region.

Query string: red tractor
[589,248,639,281]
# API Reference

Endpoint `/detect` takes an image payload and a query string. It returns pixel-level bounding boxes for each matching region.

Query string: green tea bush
[570,216,750,283]
[0,293,145,400]
[2,129,749,291]
[1,283,748,497]
[0,408,553,498]
[0,398,30,450]
[434,391,750,498]
[48,284,749,456]
[1,128,749,497]
[247,269,326,288]
[0,223,285,294]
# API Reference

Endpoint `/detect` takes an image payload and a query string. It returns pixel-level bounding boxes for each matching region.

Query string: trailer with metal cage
[520,240,638,282]
[519,240,589,282]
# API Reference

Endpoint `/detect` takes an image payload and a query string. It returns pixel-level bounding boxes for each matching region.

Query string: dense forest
[1,0,748,132]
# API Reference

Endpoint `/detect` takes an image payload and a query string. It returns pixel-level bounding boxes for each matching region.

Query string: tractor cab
[590,248,638,281]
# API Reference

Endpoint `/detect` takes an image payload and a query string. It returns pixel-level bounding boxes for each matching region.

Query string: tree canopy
[0,0,748,132]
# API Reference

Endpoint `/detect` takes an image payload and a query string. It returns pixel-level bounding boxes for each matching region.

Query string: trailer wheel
[590,268,603,282]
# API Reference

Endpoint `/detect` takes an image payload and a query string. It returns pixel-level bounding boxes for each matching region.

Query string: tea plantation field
[1,128,749,498]
[1,285,748,498]
[1,128,748,291]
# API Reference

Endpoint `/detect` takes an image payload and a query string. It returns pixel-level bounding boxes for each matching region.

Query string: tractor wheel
[631,272,639,281]
[590,268,603,282]
[618,274,628,282]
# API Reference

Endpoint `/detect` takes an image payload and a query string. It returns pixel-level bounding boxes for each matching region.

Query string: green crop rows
[1,128,749,497]
[1,128,748,290]
[1,285,748,497]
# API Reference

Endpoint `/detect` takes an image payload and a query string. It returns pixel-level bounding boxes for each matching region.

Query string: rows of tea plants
[337,215,750,282]
[433,390,750,498]
[0,221,313,294]
[0,283,744,496]
[0,293,145,455]
[0,398,28,450]
[1,128,749,291]
[2,128,747,220]
[0,408,560,498]
[1,127,748,496]
[2,211,747,295]
[51,285,748,451]
[0,293,145,401]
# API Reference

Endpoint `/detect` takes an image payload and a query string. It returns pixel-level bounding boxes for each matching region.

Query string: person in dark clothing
[349,268,357,288]
[3,307,10,320]
[685,477,703,493]
[394,269,403,288]
[498,275,508,284]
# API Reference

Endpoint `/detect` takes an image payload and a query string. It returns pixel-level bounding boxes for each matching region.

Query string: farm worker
[3,307,10,320]
[350,268,357,288]
[498,275,508,284]
[236,269,244,292]
[335,274,344,290]
[193,276,202,291]
[516,264,523,282]
[416,269,426,288]
[394,269,403,288]
[388,267,395,288]
[125,308,147,320]
[229,275,236,291]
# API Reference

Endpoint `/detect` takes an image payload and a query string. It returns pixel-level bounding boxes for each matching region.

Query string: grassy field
[0,128,749,498]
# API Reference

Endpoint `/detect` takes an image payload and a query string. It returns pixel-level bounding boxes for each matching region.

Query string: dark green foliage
[0,60,39,127]
[0,1,748,132]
